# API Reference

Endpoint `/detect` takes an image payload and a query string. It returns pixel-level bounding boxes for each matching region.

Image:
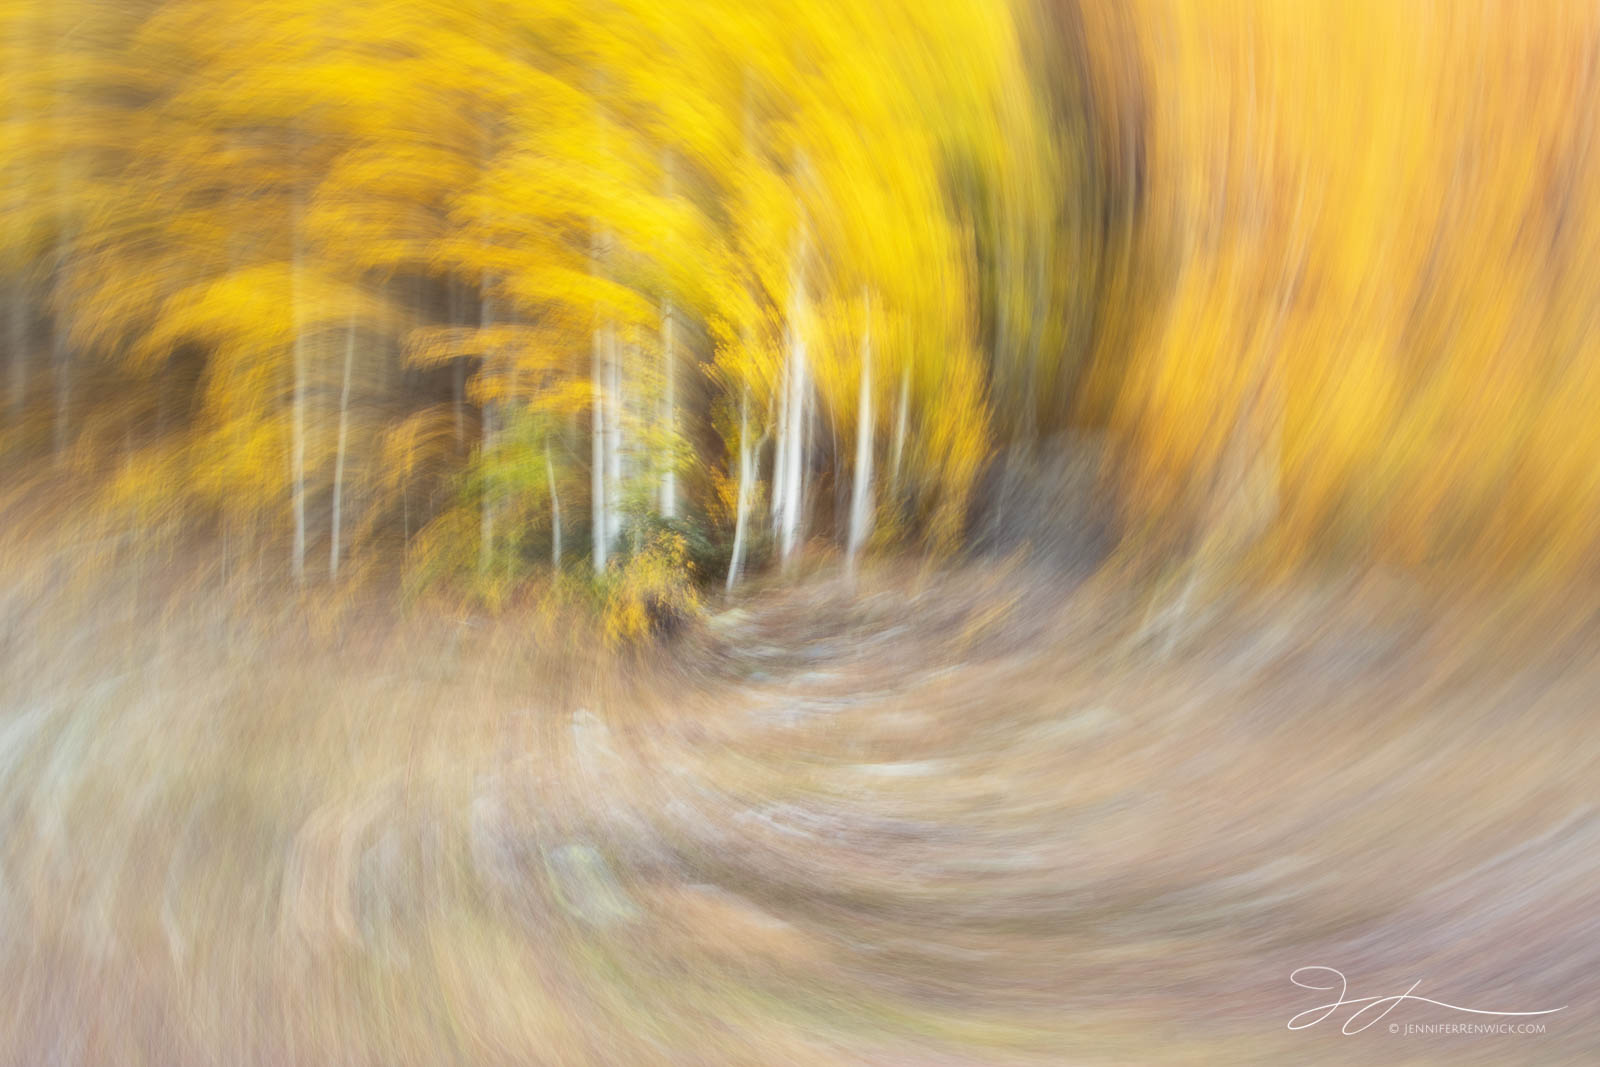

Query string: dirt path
[1,560,1595,1064]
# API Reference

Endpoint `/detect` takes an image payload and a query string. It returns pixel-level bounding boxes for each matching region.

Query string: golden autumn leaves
[1094,0,1600,581]
[5,0,1600,604]
[3,0,1063,603]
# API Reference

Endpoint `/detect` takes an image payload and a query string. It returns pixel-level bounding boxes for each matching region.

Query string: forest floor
[1,543,1597,1065]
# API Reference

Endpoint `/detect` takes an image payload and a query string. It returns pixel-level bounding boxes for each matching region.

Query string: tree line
[8,0,1600,617]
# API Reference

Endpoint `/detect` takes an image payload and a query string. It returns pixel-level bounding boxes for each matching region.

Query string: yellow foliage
[1094,0,1600,582]
[602,531,702,647]
[19,0,1594,602]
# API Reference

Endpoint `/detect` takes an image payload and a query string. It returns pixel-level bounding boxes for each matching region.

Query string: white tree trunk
[592,317,609,574]
[776,250,808,567]
[659,154,679,521]
[847,296,874,576]
[778,325,806,564]
[726,385,753,593]
[799,338,812,547]
[329,314,355,581]
[547,438,562,569]
[660,297,677,520]
[607,331,625,548]
[478,286,496,575]
[771,345,789,531]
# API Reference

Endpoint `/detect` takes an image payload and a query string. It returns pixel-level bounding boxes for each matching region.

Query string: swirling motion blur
[1,0,1597,1063]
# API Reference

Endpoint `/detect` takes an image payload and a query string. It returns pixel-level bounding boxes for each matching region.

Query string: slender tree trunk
[329,314,355,581]
[847,295,874,577]
[798,339,812,552]
[607,331,625,548]
[546,438,562,569]
[478,283,497,576]
[454,361,466,447]
[832,417,843,539]
[290,217,307,585]
[592,317,609,573]
[777,250,807,567]
[890,364,909,498]
[475,94,499,575]
[771,342,789,531]
[448,282,464,446]
[726,385,752,593]
[591,220,625,571]
[660,296,677,520]
[659,154,678,521]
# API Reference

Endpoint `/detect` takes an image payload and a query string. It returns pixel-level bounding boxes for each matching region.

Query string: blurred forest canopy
[4,0,1600,612]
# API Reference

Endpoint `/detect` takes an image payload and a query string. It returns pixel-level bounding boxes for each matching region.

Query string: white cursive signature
[1287,966,1567,1034]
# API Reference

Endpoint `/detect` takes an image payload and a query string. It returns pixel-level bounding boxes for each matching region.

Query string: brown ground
[1,546,1595,1065]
